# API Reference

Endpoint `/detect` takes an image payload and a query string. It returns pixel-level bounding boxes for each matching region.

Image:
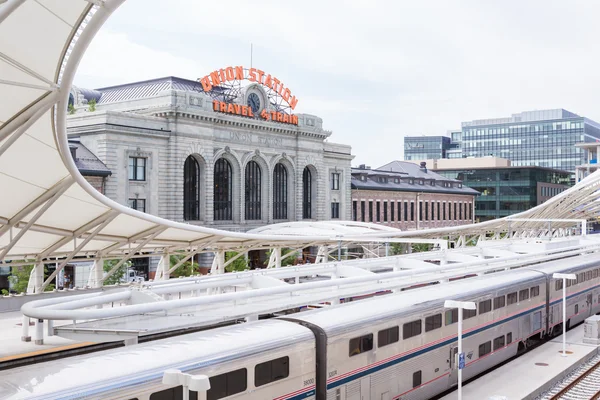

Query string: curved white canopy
[1,0,599,270]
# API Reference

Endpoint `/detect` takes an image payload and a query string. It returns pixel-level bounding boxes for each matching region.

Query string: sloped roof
[68,140,111,176]
[94,76,206,104]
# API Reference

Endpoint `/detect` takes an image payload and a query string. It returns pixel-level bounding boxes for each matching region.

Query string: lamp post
[444,300,476,400]
[162,369,211,400]
[552,273,577,357]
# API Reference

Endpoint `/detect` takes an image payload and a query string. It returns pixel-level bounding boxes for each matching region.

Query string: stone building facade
[351,161,479,230]
[66,76,353,233]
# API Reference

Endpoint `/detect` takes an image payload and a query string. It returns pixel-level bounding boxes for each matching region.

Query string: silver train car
[2,253,600,400]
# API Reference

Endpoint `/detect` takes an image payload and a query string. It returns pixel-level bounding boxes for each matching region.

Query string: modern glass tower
[404,109,600,174]
[459,109,600,172]
[404,136,451,161]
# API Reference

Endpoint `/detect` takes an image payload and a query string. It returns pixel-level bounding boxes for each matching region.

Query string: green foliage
[68,103,76,115]
[411,243,432,253]
[264,248,299,267]
[8,263,54,293]
[225,252,248,273]
[87,98,96,112]
[1,289,8,295]
[102,259,130,285]
[390,243,408,255]
[169,254,196,278]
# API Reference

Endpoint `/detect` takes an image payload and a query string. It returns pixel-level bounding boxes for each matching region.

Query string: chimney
[420,161,427,173]
[69,144,77,160]
[359,164,366,169]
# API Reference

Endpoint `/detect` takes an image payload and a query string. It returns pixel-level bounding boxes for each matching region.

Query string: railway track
[541,354,600,400]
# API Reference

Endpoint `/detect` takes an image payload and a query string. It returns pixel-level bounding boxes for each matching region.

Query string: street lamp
[162,369,211,400]
[552,273,577,357]
[444,300,476,400]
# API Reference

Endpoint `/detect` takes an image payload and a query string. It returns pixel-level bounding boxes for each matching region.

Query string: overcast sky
[75,0,600,168]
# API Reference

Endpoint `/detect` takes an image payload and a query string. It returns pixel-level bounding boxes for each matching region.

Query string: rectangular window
[454,203,457,220]
[478,341,492,357]
[443,202,446,220]
[368,201,373,222]
[463,308,477,319]
[383,201,388,222]
[128,198,146,213]
[519,289,529,301]
[403,320,422,339]
[413,371,422,388]
[494,295,505,309]
[331,173,340,190]
[425,201,429,221]
[207,368,247,400]
[530,286,540,297]
[255,357,289,387]
[479,299,492,314]
[507,332,512,344]
[405,201,409,221]
[445,308,458,325]
[398,201,402,222]
[376,201,381,222]
[419,201,423,222]
[555,280,563,291]
[378,326,399,347]
[352,201,357,221]
[349,334,374,357]
[468,203,472,220]
[459,203,463,220]
[150,387,196,400]
[425,314,442,332]
[410,202,415,221]
[493,335,505,351]
[128,157,146,181]
[437,202,440,221]
[361,201,365,222]
[594,269,599,279]
[390,202,394,222]
[331,202,340,219]
[507,292,518,305]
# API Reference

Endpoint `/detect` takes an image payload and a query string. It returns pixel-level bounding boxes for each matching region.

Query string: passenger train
[3,252,600,400]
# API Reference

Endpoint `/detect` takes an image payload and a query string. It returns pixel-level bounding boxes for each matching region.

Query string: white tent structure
[1,0,600,292]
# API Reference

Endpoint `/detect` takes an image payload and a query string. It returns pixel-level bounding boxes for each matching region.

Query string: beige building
[351,161,478,230]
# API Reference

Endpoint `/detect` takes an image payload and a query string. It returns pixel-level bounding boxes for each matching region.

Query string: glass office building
[436,166,571,221]
[405,109,600,174]
[404,136,451,160]
[460,109,600,172]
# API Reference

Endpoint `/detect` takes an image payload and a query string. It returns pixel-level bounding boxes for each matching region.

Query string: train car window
[493,335,505,351]
[575,304,579,314]
[579,273,585,283]
[445,309,458,325]
[493,295,505,309]
[463,308,477,319]
[403,320,422,339]
[530,286,540,297]
[255,356,289,387]
[207,368,247,400]
[413,370,422,388]
[349,334,374,357]
[425,314,442,332]
[479,299,492,314]
[567,279,572,287]
[507,292,517,305]
[519,289,529,301]
[555,280,563,291]
[478,341,492,357]
[507,332,512,344]
[587,271,592,281]
[594,269,599,279]
[378,326,399,347]
[150,386,197,400]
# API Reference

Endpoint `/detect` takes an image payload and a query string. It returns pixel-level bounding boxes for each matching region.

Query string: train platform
[440,324,599,400]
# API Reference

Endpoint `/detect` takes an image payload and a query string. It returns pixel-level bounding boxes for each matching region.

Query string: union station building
[67,70,354,237]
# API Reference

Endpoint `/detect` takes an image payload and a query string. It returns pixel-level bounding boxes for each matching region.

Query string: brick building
[351,161,478,230]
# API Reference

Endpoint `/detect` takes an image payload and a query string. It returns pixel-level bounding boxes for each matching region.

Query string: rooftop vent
[420,161,427,172]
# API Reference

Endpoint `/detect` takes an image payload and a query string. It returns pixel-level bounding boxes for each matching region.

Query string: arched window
[214,158,232,221]
[183,155,200,220]
[245,161,261,220]
[303,167,312,219]
[273,163,288,219]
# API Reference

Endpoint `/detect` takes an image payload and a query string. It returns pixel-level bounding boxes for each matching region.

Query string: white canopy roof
[1,0,599,267]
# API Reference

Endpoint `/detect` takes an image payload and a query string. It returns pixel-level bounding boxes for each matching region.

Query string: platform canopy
[1,0,600,268]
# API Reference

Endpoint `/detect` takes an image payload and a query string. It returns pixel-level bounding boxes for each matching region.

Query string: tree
[8,263,55,293]
[411,243,432,253]
[102,259,130,285]
[88,98,96,112]
[68,103,76,115]
[225,252,248,272]
[390,243,409,255]
[169,254,196,278]
[263,248,299,267]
